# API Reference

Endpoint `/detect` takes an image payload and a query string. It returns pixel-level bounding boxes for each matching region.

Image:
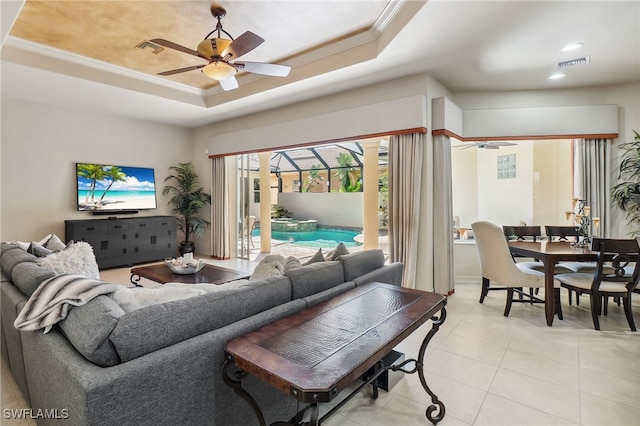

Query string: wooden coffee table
[222,281,447,425]
[130,263,250,287]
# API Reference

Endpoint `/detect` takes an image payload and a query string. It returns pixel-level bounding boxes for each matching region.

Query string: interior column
[259,152,272,253]
[362,140,380,249]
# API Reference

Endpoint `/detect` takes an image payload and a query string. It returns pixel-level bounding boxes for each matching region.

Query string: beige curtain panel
[211,157,231,259]
[432,134,454,295]
[388,133,424,289]
[573,138,611,237]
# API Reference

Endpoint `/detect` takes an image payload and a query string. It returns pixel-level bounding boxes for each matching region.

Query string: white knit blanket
[14,274,121,333]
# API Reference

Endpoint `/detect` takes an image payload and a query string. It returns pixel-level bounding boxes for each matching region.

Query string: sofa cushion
[353,262,403,287]
[340,249,386,282]
[109,275,292,363]
[286,261,345,299]
[58,294,125,367]
[1,244,37,280]
[11,262,55,297]
[302,281,356,307]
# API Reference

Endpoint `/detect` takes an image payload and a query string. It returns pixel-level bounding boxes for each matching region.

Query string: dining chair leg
[590,294,601,331]
[622,295,636,332]
[504,288,514,317]
[480,277,490,304]
[554,289,563,320]
[568,289,573,306]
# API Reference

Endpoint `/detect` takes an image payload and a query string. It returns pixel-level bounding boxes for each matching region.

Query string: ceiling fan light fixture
[202,61,236,80]
[197,38,232,57]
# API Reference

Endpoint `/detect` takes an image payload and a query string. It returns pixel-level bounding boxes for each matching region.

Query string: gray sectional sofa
[0,243,403,426]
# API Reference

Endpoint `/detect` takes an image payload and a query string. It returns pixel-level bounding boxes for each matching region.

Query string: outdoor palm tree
[163,162,211,254]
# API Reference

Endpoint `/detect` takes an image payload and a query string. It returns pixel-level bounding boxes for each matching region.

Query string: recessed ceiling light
[549,73,566,80]
[561,43,583,52]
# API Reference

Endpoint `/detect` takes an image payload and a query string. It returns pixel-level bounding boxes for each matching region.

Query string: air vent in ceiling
[556,56,590,69]
[135,40,164,54]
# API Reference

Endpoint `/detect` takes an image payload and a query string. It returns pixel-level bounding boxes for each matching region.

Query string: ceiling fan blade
[221,31,264,59]
[150,38,205,58]
[234,61,291,77]
[157,65,205,76]
[219,76,239,91]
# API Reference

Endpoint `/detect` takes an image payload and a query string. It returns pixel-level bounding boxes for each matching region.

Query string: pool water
[252,227,362,248]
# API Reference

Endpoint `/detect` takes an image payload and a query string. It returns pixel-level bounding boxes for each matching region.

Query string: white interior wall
[278,193,363,228]
[451,144,478,228]
[0,98,192,242]
[477,144,534,226]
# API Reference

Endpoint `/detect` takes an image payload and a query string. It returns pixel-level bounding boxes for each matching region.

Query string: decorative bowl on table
[164,258,206,274]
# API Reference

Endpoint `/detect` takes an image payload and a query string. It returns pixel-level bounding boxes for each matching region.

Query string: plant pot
[178,241,195,256]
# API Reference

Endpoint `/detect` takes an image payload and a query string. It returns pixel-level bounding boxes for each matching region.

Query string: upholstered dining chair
[503,225,574,300]
[471,221,563,318]
[554,238,640,331]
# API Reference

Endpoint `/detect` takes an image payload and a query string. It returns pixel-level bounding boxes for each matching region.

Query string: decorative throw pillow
[325,242,350,261]
[44,234,67,252]
[14,234,52,251]
[250,255,286,281]
[284,256,303,273]
[303,248,325,265]
[36,241,100,279]
[27,241,54,258]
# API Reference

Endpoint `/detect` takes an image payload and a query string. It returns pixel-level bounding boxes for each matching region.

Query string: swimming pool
[252,227,362,248]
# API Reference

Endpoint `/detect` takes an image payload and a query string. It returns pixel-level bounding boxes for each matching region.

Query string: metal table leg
[390,307,447,425]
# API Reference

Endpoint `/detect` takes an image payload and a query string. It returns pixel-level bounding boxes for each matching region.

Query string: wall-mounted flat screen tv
[76,163,157,213]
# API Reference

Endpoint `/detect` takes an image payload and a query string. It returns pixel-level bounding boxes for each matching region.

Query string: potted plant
[611,130,640,235]
[163,162,211,255]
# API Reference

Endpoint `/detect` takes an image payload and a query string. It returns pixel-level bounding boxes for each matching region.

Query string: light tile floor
[2,259,639,425]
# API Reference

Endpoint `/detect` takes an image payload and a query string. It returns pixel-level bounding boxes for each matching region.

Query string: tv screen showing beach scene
[76,163,157,212]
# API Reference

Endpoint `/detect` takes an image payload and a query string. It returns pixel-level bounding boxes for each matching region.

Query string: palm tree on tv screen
[78,163,107,204]
[99,167,127,203]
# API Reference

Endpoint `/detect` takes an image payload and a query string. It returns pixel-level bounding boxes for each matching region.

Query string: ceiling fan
[149,4,291,91]
[455,142,517,150]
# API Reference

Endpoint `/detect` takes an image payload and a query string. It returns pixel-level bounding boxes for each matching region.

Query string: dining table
[508,240,598,326]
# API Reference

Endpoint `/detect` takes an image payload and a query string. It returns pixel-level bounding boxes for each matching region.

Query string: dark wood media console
[65,216,177,269]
